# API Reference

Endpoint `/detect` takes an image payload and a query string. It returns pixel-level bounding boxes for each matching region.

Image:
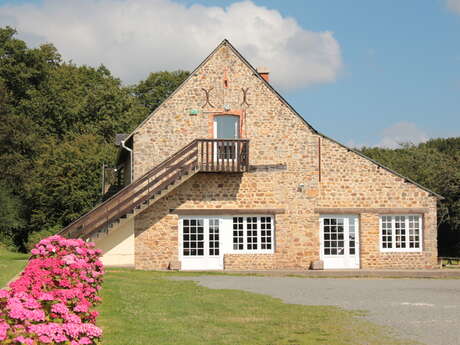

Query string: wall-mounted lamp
[297,183,305,192]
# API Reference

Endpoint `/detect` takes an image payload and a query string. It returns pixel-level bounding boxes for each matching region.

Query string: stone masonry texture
[130,41,438,270]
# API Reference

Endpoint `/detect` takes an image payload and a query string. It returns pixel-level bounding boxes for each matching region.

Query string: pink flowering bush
[0,235,104,344]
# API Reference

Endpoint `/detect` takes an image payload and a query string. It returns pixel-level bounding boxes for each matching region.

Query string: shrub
[25,225,61,252]
[0,235,104,344]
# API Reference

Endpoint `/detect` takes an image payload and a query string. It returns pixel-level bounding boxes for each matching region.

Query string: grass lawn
[0,246,29,288]
[99,269,417,345]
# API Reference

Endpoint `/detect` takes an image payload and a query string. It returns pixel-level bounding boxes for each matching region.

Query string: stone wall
[134,172,318,271]
[359,212,437,269]
[131,41,438,271]
[132,43,318,178]
[318,138,438,269]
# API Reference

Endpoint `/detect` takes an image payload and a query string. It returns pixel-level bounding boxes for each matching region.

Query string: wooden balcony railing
[197,139,249,172]
[58,139,249,239]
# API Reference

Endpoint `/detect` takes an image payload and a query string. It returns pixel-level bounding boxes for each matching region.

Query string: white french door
[179,217,223,270]
[320,215,360,269]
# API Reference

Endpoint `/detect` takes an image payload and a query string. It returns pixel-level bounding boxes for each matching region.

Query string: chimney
[257,67,269,82]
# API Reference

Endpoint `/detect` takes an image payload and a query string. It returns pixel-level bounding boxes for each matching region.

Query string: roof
[123,39,443,200]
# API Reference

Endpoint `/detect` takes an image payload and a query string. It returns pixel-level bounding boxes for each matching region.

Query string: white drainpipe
[121,139,133,183]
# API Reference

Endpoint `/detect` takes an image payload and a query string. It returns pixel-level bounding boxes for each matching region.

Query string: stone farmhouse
[59,40,441,270]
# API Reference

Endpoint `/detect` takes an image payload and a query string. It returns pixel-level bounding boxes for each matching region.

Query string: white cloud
[447,0,460,14]
[0,0,342,89]
[378,122,429,149]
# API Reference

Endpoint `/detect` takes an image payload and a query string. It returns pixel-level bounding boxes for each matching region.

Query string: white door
[179,217,223,270]
[213,115,240,162]
[320,215,359,269]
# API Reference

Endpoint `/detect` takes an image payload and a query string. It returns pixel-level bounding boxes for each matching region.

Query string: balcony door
[320,215,360,269]
[180,217,223,270]
[213,115,240,161]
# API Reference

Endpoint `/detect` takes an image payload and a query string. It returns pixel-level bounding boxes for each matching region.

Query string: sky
[0,0,459,148]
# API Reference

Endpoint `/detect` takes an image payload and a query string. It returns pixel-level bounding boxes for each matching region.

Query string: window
[232,216,274,253]
[380,215,422,252]
[260,216,273,250]
[323,217,345,255]
[209,218,220,256]
[182,218,204,256]
[246,217,258,250]
[232,217,244,250]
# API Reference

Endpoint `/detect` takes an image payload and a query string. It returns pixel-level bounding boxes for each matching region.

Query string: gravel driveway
[174,276,460,345]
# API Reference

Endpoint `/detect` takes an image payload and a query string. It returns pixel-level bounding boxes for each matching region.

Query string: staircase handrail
[58,139,199,237]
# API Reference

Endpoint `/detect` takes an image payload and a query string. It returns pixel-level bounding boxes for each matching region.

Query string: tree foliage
[26,135,117,231]
[133,70,190,113]
[0,184,24,249]
[0,27,188,250]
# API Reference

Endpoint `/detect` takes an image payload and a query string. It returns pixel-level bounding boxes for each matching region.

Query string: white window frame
[379,214,423,253]
[229,215,275,254]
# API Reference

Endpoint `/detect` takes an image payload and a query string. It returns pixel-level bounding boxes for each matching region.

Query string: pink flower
[37,292,53,301]
[79,336,92,344]
[74,302,89,313]
[51,303,69,315]
[39,335,52,343]
[81,323,102,337]
[63,254,77,265]
[64,313,82,324]
[2,235,104,344]
[14,336,34,344]
[0,321,10,341]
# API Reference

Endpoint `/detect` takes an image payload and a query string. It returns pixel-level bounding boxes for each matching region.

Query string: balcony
[196,139,249,173]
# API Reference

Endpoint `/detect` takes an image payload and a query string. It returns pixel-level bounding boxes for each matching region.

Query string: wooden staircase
[58,139,249,241]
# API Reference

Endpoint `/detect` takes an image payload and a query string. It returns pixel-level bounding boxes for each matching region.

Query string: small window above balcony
[214,115,240,139]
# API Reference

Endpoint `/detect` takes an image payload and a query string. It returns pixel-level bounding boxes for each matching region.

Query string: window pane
[215,115,239,139]
[349,219,356,255]
[408,215,421,249]
[209,218,220,256]
[260,217,273,251]
[246,217,258,250]
[395,216,406,248]
[323,217,344,256]
[233,217,244,250]
[183,218,204,256]
[381,216,393,249]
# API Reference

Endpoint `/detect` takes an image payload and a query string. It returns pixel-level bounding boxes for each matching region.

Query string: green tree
[0,184,25,248]
[133,70,189,113]
[18,63,146,140]
[26,134,117,232]
[0,27,150,249]
[0,27,60,104]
